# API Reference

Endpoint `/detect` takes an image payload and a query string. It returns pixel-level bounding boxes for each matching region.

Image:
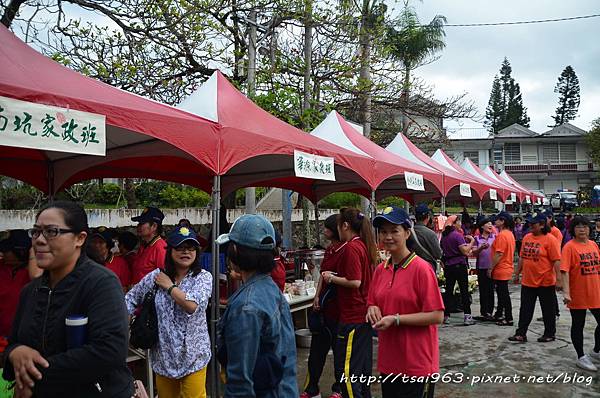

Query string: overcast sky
[403,0,600,133]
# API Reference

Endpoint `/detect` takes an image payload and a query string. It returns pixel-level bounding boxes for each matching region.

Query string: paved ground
[296,283,600,397]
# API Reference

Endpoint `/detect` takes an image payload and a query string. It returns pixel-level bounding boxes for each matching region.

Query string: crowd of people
[1,200,600,398]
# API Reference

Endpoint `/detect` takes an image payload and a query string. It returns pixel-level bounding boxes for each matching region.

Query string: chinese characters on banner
[0,96,106,156]
[525,195,531,203]
[404,172,425,191]
[294,150,335,181]
[459,182,472,197]
[489,189,498,200]
[510,193,517,202]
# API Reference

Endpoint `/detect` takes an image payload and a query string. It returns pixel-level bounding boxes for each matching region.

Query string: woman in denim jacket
[217,214,297,398]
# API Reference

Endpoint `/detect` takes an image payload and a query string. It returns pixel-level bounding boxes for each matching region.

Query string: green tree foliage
[318,192,362,209]
[485,58,530,133]
[552,65,580,126]
[585,118,600,168]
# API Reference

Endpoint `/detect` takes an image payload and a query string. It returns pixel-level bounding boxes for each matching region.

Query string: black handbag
[129,286,159,349]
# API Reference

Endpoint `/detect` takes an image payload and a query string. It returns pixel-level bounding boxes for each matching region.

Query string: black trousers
[381,374,435,398]
[494,279,513,322]
[477,269,494,316]
[334,322,373,398]
[444,264,471,315]
[304,315,340,395]
[516,285,556,337]
[569,308,600,358]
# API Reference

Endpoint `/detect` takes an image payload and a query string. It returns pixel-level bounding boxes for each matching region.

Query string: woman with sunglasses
[126,226,213,398]
[2,201,133,398]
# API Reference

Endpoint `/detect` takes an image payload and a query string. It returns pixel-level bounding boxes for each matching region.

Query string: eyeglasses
[28,226,76,239]
[173,245,197,253]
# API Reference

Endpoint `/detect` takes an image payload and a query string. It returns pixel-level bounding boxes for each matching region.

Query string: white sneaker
[464,314,476,326]
[576,355,598,371]
[589,350,600,362]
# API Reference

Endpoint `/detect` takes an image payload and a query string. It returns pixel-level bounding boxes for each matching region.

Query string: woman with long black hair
[126,225,212,398]
[321,208,378,398]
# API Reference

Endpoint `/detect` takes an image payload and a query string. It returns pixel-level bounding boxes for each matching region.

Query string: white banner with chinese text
[294,150,335,181]
[0,96,106,156]
[459,182,472,197]
[525,195,531,203]
[404,172,425,191]
[510,193,517,202]
[489,189,497,200]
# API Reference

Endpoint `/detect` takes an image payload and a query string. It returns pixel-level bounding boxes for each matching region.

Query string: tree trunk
[358,0,372,139]
[245,10,257,214]
[123,178,137,209]
[1,0,26,28]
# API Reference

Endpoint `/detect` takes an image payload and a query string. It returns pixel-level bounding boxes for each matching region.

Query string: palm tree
[385,1,446,130]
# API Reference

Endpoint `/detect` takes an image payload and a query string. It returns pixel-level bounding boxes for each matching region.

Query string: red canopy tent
[309,111,444,202]
[0,25,222,194]
[483,166,529,203]
[386,133,493,202]
[460,158,517,202]
[430,149,505,202]
[498,170,539,204]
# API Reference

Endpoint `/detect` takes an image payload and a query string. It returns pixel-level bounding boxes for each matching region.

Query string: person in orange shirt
[488,211,516,326]
[560,216,600,371]
[544,209,563,321]
[508,213,561,343]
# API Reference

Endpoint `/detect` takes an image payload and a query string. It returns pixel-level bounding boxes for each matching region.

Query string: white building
[446,123,598,194]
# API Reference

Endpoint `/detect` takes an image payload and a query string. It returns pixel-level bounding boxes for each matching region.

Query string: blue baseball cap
[0,229,31,253]
[526,212,546,224]
[494,211,513,223]
[415,203,432,218]
[543,209,554,219]
[167,226,201,247]
[373,206,413,228]
[216,214,276,250]
[132,206,165,224]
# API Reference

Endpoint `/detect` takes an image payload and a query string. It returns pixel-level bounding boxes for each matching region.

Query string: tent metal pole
[282,189,292,249]
[370,190,377,220]
[209,175,221,398]
[479,201,483,214]
[441,196,446,214]
[314,200,321,247]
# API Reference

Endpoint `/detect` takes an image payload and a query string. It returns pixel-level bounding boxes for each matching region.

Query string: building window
[493,148,503,165]
[504,143,521,165]
[463,151,479,166]
[559,143,576,163]
[543,143,559,163]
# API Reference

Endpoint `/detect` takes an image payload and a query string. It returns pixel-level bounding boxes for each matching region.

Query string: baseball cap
[167,226,202,247]
[131,207,165,224]
[90,226,114,245]
[373,206,412,228]
[543,209,554,219]
[216,214,276,250]
[415,204,432,218]
[526,212,546,224]
[495,211,513,223]
[0,230,31,253]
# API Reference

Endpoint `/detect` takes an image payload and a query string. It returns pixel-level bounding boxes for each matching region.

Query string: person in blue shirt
[216,214,297,398]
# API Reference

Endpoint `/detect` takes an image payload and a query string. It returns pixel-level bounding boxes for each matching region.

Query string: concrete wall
[0,208,339,231]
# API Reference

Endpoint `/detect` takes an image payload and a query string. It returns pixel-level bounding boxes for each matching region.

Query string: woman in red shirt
[560,216,600,371]
[301,214,344,398]
[321,208,378,398]
[367,206,444,398]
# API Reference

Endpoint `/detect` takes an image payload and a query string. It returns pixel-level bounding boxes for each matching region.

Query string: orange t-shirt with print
[550,226,563,248]
[519,233,561,287]
[560,240,600,309]
[491,229,515,280]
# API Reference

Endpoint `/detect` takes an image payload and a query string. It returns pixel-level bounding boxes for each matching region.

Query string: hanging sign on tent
[525,195,531,203]
[489,189,498,200]
[294,150,335,181]
[510,193,517,202]
[0,96,106,156]
[404,172,425,191]
[459,182,472,197]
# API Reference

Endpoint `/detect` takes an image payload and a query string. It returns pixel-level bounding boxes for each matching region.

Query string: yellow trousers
[155,367,207,398]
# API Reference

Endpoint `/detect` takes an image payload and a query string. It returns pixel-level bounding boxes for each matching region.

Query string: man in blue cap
[131,206,167,284]
[411,204,443,272]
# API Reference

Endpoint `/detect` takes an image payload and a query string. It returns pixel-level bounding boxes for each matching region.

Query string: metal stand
[209,175,221,398]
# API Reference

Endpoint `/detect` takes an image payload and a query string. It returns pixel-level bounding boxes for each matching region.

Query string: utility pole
[245,10,258,214]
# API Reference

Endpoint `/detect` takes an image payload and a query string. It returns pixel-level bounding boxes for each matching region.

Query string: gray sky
[406,0,600,133]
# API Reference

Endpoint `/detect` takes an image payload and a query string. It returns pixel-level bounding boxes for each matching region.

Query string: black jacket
[2,254,133,397]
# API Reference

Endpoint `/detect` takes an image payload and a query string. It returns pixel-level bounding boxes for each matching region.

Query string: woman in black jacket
[2,201,133,398]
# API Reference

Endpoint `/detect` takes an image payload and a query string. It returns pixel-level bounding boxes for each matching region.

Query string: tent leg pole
[282,190,292,249]
[209,175,221,398]
[370,190,377,220]
[314,200,320,247]
[441,197,446,214]
[479,201,483,214]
